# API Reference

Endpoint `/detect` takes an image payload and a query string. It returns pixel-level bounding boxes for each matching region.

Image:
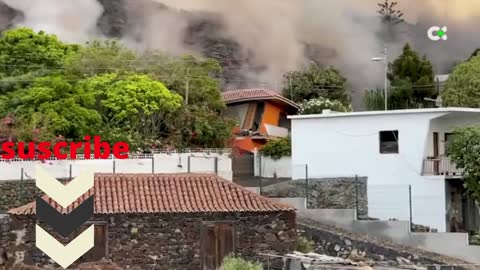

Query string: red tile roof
[8,174,295,215]
[222,88,299,109]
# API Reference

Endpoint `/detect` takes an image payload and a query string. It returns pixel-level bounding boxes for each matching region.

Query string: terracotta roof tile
[8,173,295,215]
[222,88,299,109]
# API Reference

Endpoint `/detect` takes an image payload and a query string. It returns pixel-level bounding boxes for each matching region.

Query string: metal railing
[422,156,464,177]
[0,148,231,162]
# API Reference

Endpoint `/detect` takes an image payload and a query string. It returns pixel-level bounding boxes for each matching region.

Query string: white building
[289,108,480,232]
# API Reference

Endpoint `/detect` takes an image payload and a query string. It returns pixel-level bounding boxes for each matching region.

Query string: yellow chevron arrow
[35,165,94,208]
[36,224,94,269]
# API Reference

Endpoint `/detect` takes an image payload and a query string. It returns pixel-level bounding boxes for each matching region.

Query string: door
[433,132,439,175]
[84,224,107,261]
[76,223,108,263]
[201,223,234,270]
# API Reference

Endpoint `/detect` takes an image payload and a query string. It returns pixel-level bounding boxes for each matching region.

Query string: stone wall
[0,181,39,212]
[298,219,470,270]
[262,177,368,217]
[1,212,296,269]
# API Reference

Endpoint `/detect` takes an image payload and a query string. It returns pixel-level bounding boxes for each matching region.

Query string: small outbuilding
[3,173,296,270]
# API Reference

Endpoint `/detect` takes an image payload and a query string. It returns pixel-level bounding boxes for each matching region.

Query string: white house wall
[0,152,233,181]
[253,152,292,178]
[291,112,448,231]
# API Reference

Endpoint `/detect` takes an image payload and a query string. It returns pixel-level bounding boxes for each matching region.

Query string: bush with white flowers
[299,97,352,115]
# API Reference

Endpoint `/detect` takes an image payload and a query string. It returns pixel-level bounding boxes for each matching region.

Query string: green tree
[469,48,480,60]
[388,43,436,104]
[377,0,405,43]
[65,39,138,77]
[377,0,404,25]
[143,53,225,111]
[0,28,78,83]
[442,55,480,107]
[171,105,235,148]
[7,75,101,139]
[283,64,349,104]
[446,127,480,201]
[81,73,183,140]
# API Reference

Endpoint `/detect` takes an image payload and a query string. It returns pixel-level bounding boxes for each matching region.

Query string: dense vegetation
[364,43,436,111]
[259,136,291,160]
[446,127,480,202]
[0,28,235,152]
[221,256,263,270]
[442,55,480,108]
[283,64,350,105]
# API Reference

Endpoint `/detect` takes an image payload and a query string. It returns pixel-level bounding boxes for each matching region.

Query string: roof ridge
[8,173,295,215]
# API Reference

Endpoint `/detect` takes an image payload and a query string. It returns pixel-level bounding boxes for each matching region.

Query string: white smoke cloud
[1,0,480,107]
[1,0,104,43]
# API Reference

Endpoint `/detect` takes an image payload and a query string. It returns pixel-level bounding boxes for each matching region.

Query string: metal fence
[255,164,419,230]
[422,156,464,177]
[0,148,231,162]
[0,153,230,213]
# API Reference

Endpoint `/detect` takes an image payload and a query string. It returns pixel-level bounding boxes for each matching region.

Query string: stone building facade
[2,173,296,270]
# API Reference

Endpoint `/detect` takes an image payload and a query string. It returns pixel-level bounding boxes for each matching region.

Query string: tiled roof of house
[222,88,299,109]
[8,173,295,215]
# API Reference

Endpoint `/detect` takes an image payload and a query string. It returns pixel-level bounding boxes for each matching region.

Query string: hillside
[0,0,338,92]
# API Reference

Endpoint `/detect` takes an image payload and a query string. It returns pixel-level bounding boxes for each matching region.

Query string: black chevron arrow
[36,196,94,238]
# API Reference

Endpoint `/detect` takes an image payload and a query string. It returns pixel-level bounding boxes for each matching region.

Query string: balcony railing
[422,156,464,177]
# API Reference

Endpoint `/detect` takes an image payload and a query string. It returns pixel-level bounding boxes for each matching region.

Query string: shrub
[299,97,351,115]
[259,136,291,160]
[220,256,263,270]
[296,236,315,253]
[470,232,480,245]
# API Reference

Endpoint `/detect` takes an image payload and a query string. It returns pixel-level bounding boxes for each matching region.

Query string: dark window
[445,133,454,143]
[253,103,265,131]
[201,222,234,270]
[278,113,291,130]
[380,130,399,154]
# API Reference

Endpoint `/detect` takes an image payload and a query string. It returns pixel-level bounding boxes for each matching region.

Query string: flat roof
[288,107,480,120]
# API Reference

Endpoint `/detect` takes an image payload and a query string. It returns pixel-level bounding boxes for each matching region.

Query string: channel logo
[427,26,448,41]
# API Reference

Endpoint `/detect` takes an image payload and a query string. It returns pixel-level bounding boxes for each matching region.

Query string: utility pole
[185,79,190,105]
[371,45,389,110]
[384,46,388,111]
[289,77,293,100]
[185,68,190,105]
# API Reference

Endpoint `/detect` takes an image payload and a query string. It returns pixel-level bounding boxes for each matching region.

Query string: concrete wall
[254,152,291,178]
[289,111,480,232]
[0,152,233,181]
[275,197,480,264]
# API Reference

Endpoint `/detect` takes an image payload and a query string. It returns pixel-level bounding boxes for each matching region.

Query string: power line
[0,63,261,71]
[0,53,263,63]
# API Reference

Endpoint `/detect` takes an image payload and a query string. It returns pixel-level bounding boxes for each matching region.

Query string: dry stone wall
[262,177,368,217]
[1,212,296,269]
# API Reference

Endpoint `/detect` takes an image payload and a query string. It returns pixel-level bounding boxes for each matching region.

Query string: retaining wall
[274,197,480,264]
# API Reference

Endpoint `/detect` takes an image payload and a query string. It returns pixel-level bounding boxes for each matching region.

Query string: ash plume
[1,0,104,43]
[1,0,480,108]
